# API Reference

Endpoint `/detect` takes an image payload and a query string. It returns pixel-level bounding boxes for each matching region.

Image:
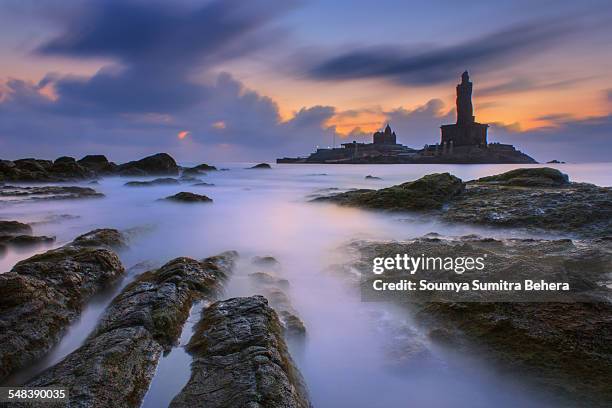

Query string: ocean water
[1,162,609,407]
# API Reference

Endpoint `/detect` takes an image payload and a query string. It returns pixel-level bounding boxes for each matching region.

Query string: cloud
[307,17,576,86]
[478,77,588,97]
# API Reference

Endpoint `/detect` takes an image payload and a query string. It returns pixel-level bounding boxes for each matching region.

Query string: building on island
[277,71,536,164]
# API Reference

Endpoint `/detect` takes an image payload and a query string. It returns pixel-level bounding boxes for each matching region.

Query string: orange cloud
[212,121,226,129]
[177,130,190,139]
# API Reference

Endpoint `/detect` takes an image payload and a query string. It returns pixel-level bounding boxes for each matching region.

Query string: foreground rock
[0,157,94,182]
[0,230,126,382]
[170,296,311,408]
[124,177,180,187]
[0,185,104,201]
[314,173,464,211]
[163,192,212,203]
[26,252,237,407]
[315,168,612,237]
[71,228,127,249]
[117,153,179,177]
[350,235,612,406]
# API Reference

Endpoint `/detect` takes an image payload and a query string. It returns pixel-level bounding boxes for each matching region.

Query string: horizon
[1,0,612,163]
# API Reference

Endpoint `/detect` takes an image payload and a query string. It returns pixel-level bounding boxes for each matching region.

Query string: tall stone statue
[456,71,474,125]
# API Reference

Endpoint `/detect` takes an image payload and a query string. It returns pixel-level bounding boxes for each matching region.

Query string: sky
[0,0,611,163]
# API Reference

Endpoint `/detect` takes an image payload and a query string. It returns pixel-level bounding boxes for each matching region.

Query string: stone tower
[440,71,488,148]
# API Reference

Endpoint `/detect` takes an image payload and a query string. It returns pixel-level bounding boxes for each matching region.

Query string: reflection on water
[1,162,607,407]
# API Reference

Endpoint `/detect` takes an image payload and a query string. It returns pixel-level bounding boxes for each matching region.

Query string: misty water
[2,162,610,407]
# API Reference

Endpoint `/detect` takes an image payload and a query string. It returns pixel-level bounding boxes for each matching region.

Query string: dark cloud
[37,0,294,114]
[307,18,575,86]
[478,77,588,97]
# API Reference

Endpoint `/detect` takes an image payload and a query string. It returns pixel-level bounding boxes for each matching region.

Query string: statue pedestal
[440,123,488,147]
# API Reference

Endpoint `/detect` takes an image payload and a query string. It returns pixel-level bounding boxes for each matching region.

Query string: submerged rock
[26,252,237,407]
[314,173,464,211]
[0,230,126,382]
[0,185,104,200]
[124,177,180,187]
[72,228,127,249]
[0,220,32,236]
[0,234,55,248]
[192,182,215,187]
[249,163,272,169]
[251,255,280,267]
[170,296,311,408]
[117,153,179,176]
[162,192,213,203]
[182,163,217,175]
[365,175,382,180]
[350,235,612,406]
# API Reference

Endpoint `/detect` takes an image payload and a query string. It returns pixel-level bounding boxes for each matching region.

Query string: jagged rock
[124,177,180,187]
[0,185,104,200]
[25,252,237,407]
[0,230,127,382]
[163,192,212,203]
[350,236,612,406]
[278,310,307,337]
[249,163,272,169]
[72,228,127,250]
[314,173,464,211]
[169,296,311,408]
[117,153,179,176]
[0,220,32,236]
[475,167,569,187]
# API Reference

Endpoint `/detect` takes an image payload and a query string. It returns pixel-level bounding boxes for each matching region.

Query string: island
[277,72,536,164]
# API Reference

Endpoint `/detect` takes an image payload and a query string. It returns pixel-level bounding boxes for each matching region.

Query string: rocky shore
[170,296,311,408]
[0,229,126,382]
[25,252,237,407]
[314,168,612,237]
[349,235,612,406]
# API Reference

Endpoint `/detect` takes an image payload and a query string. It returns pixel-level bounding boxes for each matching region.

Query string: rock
[547,160,565,164]
[278,310,307,337]
[0,185,104,201]
[365,175,382,180]
[0,220,32,236]
[169,296,311,408]
[0,230,126,382]
[162,192,212,203]
[249,163,272,169]
[77,155,117,174]
[72,228,127,249]
[314,173,464,211]
[0,234,55,248]
[54,156,76,164]
[182,163,217,175]
[248,272,288,286]
[192,182,215,187]
[124,177,180,187]
[475,167,569,187]
[350,236,612,405]
[117,153,179,176]
[444,173,612,237]
[178,175,202,183]
[26,252,237,407]
[252,255,280,267]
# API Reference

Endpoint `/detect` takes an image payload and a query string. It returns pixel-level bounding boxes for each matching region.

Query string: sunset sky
[1,0,611,162]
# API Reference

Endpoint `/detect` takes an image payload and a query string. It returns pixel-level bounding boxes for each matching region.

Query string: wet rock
[26,252,237,407]
[475,167,569,187]
[0,230,126,382]
[278,310,307,337]
[169,296,311,408]
[314,173,464,211]
[351,236,612,406]
[124,177,180,187]
[252,255,280,267]
[0,220,32,236]
[0,234,55,248]
[249,163,272,169]
[162,192,212,203]
[117,153,179,176]
[0,185,104,201]
[443,174,612,237]
[72,228,127,250]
